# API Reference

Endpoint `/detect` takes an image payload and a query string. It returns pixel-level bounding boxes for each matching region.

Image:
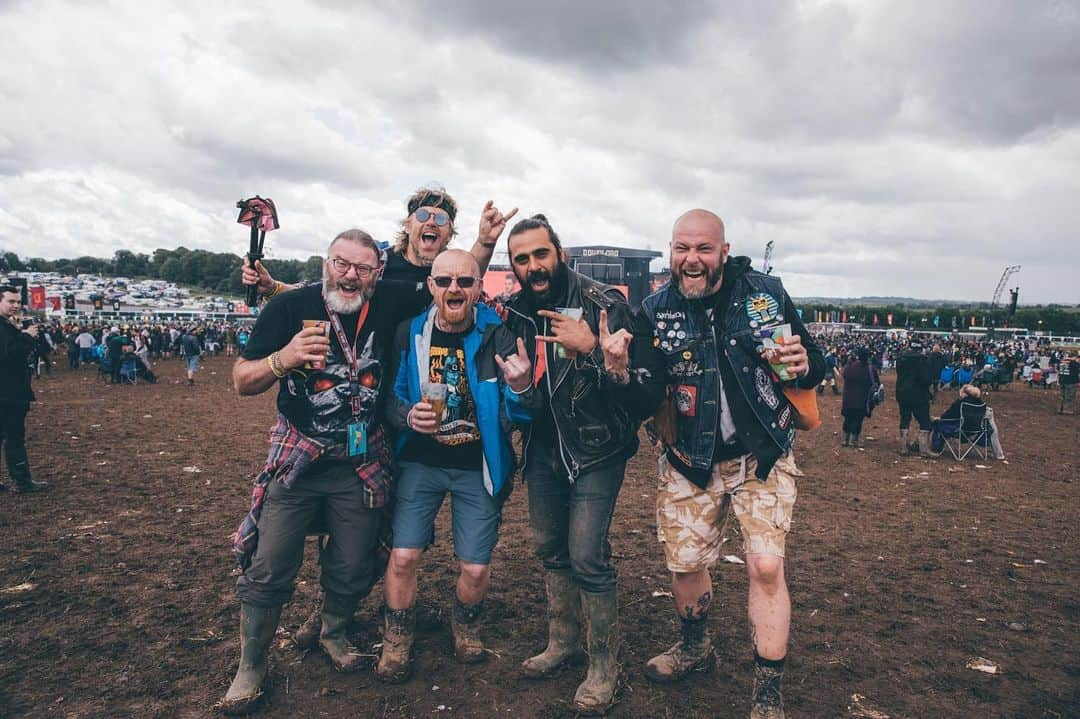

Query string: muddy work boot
[375,605,416,683]
[750,656,786,719]
[319,592,364,672]
[917,429,934,458]
[644,615,715,683]
[218,603,282,715]
[451,597,487,664]
[521,570,584,678]
[292,593,323,650]
[573,590,620,716]
[898,429,912,456]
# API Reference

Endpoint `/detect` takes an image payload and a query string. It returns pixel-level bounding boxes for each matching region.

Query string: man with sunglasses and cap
[243,186,515,307]
[374,249,535,682]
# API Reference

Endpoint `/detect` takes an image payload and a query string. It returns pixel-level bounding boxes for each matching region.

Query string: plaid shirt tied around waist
[231,414,396,569]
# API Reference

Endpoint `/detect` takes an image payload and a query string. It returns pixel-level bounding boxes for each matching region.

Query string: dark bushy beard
[519,262,568,309]
[673,264,723,299]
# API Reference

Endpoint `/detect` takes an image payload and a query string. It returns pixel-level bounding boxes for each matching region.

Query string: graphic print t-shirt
[242,283,422,446]
[399,327,483,470]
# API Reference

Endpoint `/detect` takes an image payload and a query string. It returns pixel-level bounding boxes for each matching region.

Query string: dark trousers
[525,437,624,594]
[68,350,79,369]
[0,403,31,483]
[236,461,383,608]
[841,409,866,436]
[898,401,931,430]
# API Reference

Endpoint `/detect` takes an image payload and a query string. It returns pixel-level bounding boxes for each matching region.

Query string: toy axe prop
[236,196,280,307]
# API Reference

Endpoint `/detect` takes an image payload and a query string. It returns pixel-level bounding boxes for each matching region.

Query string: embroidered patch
[745,292,780,325]
[674,384,698,416]
[671,360,704,377]
[778,404,793,430]
[755,366,780,409]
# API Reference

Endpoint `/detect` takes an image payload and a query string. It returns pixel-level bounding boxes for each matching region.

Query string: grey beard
[322,275,368,314]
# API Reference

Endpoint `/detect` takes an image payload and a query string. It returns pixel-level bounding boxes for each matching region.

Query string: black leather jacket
[0,320,36,405]
[502,268,639,479]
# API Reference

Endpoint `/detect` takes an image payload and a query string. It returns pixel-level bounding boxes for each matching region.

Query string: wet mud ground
[0,356,1077,718]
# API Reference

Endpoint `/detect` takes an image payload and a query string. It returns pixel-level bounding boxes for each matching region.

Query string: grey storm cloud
[0,0,1077,303]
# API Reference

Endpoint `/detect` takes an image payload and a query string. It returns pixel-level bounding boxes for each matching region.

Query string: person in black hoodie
[609,210,824,719]
[0,285,48,493]
[895,341,933,456]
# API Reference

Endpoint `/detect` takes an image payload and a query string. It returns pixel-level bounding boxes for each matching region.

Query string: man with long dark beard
[220,229,419,714]
[604,210,825,719]
[499,214,644,716]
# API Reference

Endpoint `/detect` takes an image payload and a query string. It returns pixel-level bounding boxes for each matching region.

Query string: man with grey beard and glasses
[219,229,430,714]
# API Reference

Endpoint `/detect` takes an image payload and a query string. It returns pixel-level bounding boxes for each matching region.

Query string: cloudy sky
[1,0,1077,303]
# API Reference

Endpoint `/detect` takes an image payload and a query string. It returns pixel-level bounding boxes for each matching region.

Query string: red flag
[887,313,894,326]
[873,313,879,325]
[842,310,848,323]
[48,296,61,311]
[29,286,46,310]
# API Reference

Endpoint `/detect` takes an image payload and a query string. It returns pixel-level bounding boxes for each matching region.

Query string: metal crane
[991,265,1020,306]
[761,241,774,275]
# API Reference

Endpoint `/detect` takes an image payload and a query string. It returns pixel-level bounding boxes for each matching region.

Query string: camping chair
[938,366,956,390]
[931,402,991,461]
[98,354,114,383]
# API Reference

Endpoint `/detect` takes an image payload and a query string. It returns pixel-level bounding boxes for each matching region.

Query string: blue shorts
[185,355,199,372]
[392,461,502,565]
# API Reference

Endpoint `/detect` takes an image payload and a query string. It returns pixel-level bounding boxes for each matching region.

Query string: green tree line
[1,249,324,296]
[798,302,1080,335]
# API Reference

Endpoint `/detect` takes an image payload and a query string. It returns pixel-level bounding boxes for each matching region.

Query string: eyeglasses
[431,275,478,289]
[329,258,377,277]
[414,208,451,226]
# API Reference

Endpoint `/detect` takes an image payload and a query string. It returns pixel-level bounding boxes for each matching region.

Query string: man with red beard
[604,210,824,719]
[220,229,421,713]
[499,214,645,716]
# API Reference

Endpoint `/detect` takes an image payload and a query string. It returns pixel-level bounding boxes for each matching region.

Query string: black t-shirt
[383,248,432,289]
[398,327,483,470]
[242,282,424,444]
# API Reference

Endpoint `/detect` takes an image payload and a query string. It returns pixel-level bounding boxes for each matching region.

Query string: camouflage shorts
[656,453,801,573]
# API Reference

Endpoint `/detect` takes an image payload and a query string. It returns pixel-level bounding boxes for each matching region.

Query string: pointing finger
[599,309,610,339]
[516,336,527,357]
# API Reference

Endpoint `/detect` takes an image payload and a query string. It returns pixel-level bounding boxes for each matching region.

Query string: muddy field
[1,355,1077,719]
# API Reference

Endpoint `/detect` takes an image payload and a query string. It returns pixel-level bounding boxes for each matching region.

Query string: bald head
[672,209,725,242]
[431,248,480,277]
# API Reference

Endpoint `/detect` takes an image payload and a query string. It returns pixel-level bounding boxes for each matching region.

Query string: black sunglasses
[431,276,477,289]
[414,208,451,226]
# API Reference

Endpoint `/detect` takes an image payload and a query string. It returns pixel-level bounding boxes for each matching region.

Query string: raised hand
[478,200,519,248]
[598,308,632,375]
[536,309,598,357]
[242,257,277,296]
[495,336,533,392]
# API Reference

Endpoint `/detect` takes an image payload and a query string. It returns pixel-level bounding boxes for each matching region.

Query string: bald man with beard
[605,210,825,719]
